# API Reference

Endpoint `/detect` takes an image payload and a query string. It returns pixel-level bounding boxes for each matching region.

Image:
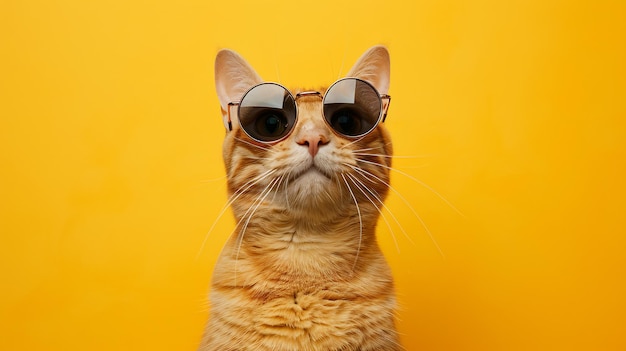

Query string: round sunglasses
[226,78,391,143]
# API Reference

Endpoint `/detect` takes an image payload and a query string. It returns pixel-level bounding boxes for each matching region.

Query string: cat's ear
[215,49,263,129]
[346,46,390,95]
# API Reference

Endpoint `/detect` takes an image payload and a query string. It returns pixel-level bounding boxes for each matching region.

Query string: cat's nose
[297,133,330,157]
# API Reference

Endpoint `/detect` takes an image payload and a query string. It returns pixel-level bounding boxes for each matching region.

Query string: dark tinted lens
[323,78,382,137]
[238,83,296,142]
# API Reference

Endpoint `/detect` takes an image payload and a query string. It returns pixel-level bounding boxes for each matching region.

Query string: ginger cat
[199,46,400,351]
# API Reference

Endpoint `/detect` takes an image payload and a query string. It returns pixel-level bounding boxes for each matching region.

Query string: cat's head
[214,46,392,222]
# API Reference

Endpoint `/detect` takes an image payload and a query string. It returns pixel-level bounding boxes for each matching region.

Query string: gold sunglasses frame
[225,78,391,143]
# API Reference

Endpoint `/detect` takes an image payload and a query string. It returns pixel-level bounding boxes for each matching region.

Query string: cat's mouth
[290,166,333,182]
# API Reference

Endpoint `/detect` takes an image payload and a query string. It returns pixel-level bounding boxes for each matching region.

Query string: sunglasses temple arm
[381,95,391,122]
[226,102,239,131]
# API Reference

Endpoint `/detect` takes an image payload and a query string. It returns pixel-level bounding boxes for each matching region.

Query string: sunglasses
[226,78,391,143]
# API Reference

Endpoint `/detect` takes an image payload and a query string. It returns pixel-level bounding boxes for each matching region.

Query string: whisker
[346,173,401,254]
[353,152,429,159]
[351,142,393,154]
[339,136,368,150]
[270,175,285,203]
[282,170,292,209]
[348,171,414,248]
[234,176,281,285]
[203,174,282,288]
[356,157,465,217]
[341,173,363,272]
[239,155,268,161]
[337,44,347,80]
[349,164,445,258]
[233,136,273,152]
[334,173,345,198]
[195,169,276,260]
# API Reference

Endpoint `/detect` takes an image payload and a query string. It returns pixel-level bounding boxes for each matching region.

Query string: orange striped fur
[200,46,400,350]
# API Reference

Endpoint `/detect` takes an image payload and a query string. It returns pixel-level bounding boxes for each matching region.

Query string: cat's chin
[289,169,332,193]
[283,168,341,212]
[294,167,331,182]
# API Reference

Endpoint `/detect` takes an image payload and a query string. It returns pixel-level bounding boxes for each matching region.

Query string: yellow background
[1,0,625,350]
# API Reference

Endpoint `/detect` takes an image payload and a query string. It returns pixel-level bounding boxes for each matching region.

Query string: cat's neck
[225,203,381,278]
[230,198,380,238]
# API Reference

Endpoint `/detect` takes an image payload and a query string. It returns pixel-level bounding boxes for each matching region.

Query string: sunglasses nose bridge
[295,91,323,100]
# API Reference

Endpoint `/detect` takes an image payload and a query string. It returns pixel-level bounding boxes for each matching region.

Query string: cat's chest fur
[214,209,376,289]
[205,220,398,351]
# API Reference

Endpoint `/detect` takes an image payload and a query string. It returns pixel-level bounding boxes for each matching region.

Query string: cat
[199,46,401,351]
